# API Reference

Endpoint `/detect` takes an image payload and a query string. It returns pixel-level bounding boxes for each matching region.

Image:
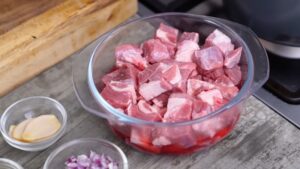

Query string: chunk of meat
[130,126,153,148]
[102,65,139,88]
[205,29,234,54]
[163,93,193,122]
[202,68,225,80]
[139,79,173,101]
[127,101,162,121]
[187,79,215,96]
[172,62,197,92]
[225,65,242,85]
[152,126,196,148]
[214,75,235,87]
[224,47,242,68]
[197,89,223,106]
[155,23,178,46]
[115,44,148,70]
[142,39,171,63]
[192,106,225,138]
[152,92,170,108]
[194,46,224,71]
[138,62,168,85]
[175,40,200,62]
[162,64,182,85]
[101,80,136,109]
[179,32,199,43]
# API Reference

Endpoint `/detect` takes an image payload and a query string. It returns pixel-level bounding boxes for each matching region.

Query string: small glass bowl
[0,96,67,151]
[0,158,23,169]
[43,138,128,169]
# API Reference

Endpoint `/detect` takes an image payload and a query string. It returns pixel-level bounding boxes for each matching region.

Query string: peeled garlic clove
[12,118,32,140]
[22,114,61,142]
[9,125,16,137]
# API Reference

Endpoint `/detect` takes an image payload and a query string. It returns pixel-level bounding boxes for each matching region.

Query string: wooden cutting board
[0,0,137,96]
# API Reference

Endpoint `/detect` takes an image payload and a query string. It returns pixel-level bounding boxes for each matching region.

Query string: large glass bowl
[73,13,269,154]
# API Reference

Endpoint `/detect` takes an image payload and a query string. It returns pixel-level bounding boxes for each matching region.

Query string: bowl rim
[0,158,24,169]
[88,12,254,126]
[43,138,128,169]
[0,96,68,148]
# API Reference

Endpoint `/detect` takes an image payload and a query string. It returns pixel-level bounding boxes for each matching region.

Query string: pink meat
[138,62,172,85]
[101,80,136,109]
[202,68,225,80]
[155,23,178,46]
[115,44,148,70]
[130,126,153,146]
[175,40,200,62]
[162,64,182,85]
[225,65,242,85]
[205,29,234,54]
[194,46,224,71]
[102,65,138,88]
[126,101,162,121]
[179,32,199,43]
[187,79,215,96]
[163,93,193,122]
[152,92,170,108]
[197,88,223,106]
[224,47,242,68]
[139,79,173,101]
[214,75,235,87]
[142,39,171,63]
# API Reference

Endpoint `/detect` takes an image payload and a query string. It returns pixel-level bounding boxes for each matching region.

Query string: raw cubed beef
[205,29,234,54]
[215,75,235,87]
[179,32,199,43]
[225,65,242,85]
[224,47,242,68]
[202,68,225,80]
[101,80,136,109]
[163,93,193,122]
[197,88,223,105]
[126,101,162,121]
[155,23,178,46]
[138,62,172,85]
[175,40,200,62]
[115,44,148,70]
[194,46,224,71]
[173,62,197,92]
[162,64,182,85]
[143,39,171,63]
[152,126,196,147]
[192,107,225,138]
[139,79,173,101]
[152,92,171,108]
[130,126,153,147]
[102,65,138,88]
[187,79,215,96]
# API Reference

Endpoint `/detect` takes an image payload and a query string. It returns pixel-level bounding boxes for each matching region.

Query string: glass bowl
[43,138,128,169]
[73,13,269,154]
[0,158,23,169]
[0,96,67,151]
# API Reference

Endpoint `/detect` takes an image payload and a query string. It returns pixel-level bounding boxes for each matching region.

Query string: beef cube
[187,79,215,96]
[214,75,239,100]
[143,39,171,63]
[179,32,199,43]
[225,65,242,85]
[130,126,153,148]
[115,44,148,70]
[224,47,242,68]
[173,62,197,92]
[101,80,136,109]
[175,40,200,62]
[205,29,234,54]
[202,68,225,80]
[197,88,223,106]
[194,46,224,71]
[127,101,162,121]
[139,79,173,101]
[163,93,193,122]
[138,62,172,85]
[102,65,139,88]
[162,64,182,85]
[152,92,171,108]
[152,126,197,148]
[155,23,179,46]
[214,75,235,87]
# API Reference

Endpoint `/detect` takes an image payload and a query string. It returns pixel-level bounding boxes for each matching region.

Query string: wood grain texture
[0,0,137,97]
[1,27,300,169]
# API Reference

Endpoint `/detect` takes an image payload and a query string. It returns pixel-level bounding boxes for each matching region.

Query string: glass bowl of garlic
[0,96,67,151]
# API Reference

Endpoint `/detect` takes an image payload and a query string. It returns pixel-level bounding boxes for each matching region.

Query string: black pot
[224,0,300,58]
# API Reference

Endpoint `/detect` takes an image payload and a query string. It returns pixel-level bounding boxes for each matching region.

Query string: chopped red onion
[65,151,119,169]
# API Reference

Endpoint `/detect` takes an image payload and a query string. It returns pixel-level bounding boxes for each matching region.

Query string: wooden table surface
[1,18,300,169]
